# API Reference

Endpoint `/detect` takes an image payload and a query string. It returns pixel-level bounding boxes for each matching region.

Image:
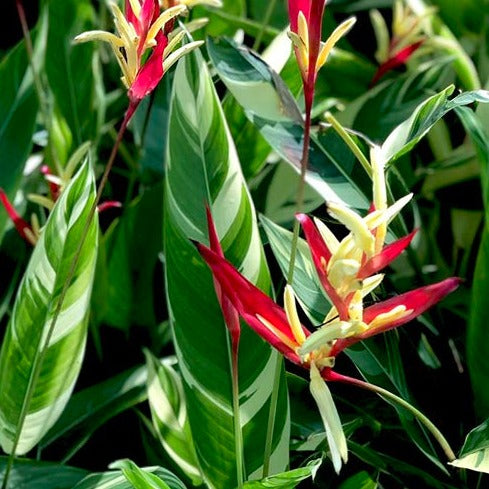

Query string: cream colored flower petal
[284,285,306,345]
[309,363,348,474]
[360,274,384,297]
[297,11,309,48]
[370,9,390,63]
[163,40,204,72]
[164,30,185,58]
[364,193,413,230]
[299,321,355,356]
[368,305,412,330]
[168,18,209,43]
[183,0,222,7]
[314,217,340,254]
[73,30,124,48]
[256,314,298,351]
[128,0,141,18]
[328,201,375,257]
[146,5,188,45]
[27,194,55,211]
[371,145,387,252]
[316,17,356,71]
[328,258,361,290]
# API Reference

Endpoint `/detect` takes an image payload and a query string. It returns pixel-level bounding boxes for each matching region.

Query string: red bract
[330,277,462,356]
[0,189,34,245]
[371,40,424,86]
[197,243,305,366]
[205,206,241,353]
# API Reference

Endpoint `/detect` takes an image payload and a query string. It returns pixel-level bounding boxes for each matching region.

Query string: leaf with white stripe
[72,461,187,489]
[145,352,202,485]
[0,161,98,455]
[164,46,289,488]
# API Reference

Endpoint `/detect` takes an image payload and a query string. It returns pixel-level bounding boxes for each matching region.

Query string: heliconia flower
[197,241,348,473]
[0,189,39,246]
[287,0,356,106]
[369,1,435,85]
[74,0,203,103]
[198,204,460,473]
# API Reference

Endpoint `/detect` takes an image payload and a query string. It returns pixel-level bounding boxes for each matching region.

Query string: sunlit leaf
[0,162,98,454]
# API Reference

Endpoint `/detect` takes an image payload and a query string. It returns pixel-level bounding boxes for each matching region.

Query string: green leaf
[242,459,321,488]
[163,46,289,488]
[450,418,489,473]
[381,88,489,164]
[458,104,489,415]
[72,462,186,489]
[207,37,371,210]
[0,162,98,454]
[0,39,39,240]
[0,457,88,489]
[260,215,328,323]
[46,0,101,144]
[111,460,172,489]
[338,471,377,489]
[94,184,164,331]
[145,352,202,485]
[40,364,148,458]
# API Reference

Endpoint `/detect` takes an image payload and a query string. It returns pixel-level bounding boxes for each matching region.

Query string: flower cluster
[74,0,203,103]
[197,146,460,473]
[370,0,435,85]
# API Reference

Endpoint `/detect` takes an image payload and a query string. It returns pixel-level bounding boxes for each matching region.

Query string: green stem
[252,0,279,51]
[325,113,372,178]
[231,340,244,489]
[0,105,136,489]
[262,352,283,477]
[330,372,456,461]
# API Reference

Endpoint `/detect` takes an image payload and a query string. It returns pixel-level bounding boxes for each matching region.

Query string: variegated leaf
[0,161,98,455]
[163,46,289,488]
[145,352,202,485]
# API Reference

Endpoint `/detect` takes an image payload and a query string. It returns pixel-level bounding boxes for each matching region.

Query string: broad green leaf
[131,77,173,183]
[338,471,377,489]
[112,460,172,489]
[349,441,457,489]
[0,162,98,455]
[40,364,148,458]
[145,352,202,485]
[0,38,39,240]
[0,457,88,489]
[450,418,489,473]
[93,184,164,331]
[72,463,186,489]
[456,104,489,415]
[46,0,101,144]
[381,88,489,164]
[242,459,321,488]
[163,46,289,488]
[207,37,371,210]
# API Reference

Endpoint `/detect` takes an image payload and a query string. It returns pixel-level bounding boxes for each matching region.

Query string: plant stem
[287,102,312,285]
[253,0,278,51]
[327,370,456,461]
[262,352,283,477]
[0,104,136,489]
[324,113,372,178]
[231,340,244,489]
